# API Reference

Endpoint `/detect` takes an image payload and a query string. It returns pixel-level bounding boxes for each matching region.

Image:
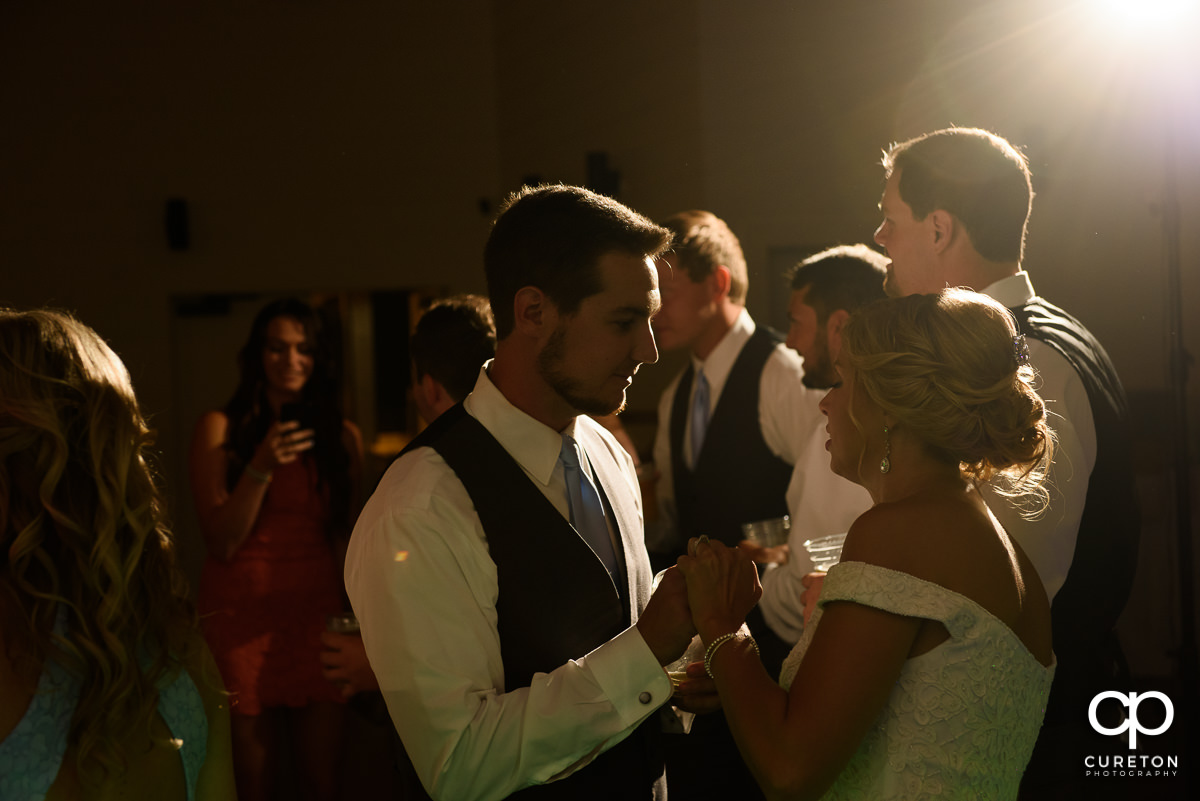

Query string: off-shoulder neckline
[825,561,1056,671]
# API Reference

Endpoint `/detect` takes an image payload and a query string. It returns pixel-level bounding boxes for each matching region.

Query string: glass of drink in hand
[740,516,791,548]
[801,532,847,572]
[326,613,360,634]
[666,635,706,690]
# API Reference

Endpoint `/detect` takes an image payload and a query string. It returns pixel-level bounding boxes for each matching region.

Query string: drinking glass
[326,613,360,634]
[740,516,791,548]
[801,532,847,572]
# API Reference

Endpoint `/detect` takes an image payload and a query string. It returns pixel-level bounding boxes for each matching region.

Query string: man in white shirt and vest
[651,211,819,567]
[872,127,1139,799]
[649,209,820,800]
[345,185,699,801]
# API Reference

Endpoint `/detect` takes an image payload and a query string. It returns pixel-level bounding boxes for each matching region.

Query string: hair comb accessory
[1013,334,1030,366]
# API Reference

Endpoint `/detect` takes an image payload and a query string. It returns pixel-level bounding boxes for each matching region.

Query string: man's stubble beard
[537,324,628,417]
[800,328,836,390]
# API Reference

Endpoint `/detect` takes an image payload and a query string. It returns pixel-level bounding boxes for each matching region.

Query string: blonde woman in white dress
[677,289,1056,800]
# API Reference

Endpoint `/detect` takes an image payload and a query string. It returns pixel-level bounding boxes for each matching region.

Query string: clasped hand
[677,536,762,642]
[640,538,762,714]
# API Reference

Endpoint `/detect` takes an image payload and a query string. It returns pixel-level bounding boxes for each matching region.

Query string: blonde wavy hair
[0,308,199,788]
[841,289,1054,512]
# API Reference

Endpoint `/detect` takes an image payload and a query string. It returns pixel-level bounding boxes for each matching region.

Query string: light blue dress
[0,628,208,801]
[780,561,1054,800]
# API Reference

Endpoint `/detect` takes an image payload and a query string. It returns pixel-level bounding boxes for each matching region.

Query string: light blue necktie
[691,368,710,463]
[560,434,620,587]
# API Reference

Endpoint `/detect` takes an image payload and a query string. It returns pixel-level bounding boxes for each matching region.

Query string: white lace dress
[779,561,1054,800]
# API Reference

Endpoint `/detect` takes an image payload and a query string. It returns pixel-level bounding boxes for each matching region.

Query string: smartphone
[279,401,316,431]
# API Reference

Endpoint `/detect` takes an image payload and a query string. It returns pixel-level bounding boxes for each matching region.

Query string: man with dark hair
[649,209,817,801]
[874,127,1139,798]
[785,244,890,388]
[753,245,884,644]
[484,185,673,342]
[346,185,693,801]
[410,294,497,422]
[321,294,498,699]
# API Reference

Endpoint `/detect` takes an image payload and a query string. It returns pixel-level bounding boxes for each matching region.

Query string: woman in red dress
[190,298,363,801]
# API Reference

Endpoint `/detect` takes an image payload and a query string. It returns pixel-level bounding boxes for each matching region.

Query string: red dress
[198,457,345,716]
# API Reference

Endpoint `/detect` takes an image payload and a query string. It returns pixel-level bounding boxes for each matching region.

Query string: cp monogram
[1088,691,1174,749]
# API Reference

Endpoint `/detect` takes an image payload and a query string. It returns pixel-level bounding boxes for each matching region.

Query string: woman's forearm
[706,637,828,801]
[198,470,271,561]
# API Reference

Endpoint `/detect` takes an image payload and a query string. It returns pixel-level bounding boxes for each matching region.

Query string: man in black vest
[321,294,497,690]
[650,211,820,567]
[345,185,699,801]
[874,127,1140,800]
[649,210,820,800]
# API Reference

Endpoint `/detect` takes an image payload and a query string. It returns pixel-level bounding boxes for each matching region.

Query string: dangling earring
[880,425,891,474]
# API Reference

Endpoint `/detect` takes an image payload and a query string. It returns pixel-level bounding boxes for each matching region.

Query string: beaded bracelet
[704,631,760,678]
[244,464,273,484]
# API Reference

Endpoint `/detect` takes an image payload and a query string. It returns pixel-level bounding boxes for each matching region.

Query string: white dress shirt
[981,272,1097,602]
[345,365,671,801]
[649,309,823,552]
[760,424,874,644]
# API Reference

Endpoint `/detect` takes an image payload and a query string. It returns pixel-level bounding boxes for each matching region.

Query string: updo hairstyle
[840,288,1053,506]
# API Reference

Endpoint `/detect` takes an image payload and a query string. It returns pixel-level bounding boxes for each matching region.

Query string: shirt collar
[691,307,754,402]
[463,361,567,489]
[981,271,1036,307]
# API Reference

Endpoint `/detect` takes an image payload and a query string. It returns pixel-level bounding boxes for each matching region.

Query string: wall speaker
[165,198,189,251]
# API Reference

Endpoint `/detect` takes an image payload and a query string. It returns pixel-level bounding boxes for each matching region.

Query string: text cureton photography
[1084,691,1181,780]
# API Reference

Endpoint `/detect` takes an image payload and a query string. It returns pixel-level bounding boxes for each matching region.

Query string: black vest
[397,405,663,801]
[1011,299,1140,714]
[670,326,794,547]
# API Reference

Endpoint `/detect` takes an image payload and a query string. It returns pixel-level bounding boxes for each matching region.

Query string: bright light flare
[1073,0,1200,99]
[1096,0,1199,31]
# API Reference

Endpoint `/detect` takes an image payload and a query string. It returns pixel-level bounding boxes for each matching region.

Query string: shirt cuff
[584,626,672,728]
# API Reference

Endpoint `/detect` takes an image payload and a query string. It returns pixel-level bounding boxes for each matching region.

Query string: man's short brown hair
[883,127,1033,264]
[484,184,671,339]
[411,294,496,402]
[661,210,749,304]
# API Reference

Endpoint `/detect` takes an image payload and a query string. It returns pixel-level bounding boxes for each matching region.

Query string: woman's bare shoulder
[841,494,988,583]
[193,410,230,441]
